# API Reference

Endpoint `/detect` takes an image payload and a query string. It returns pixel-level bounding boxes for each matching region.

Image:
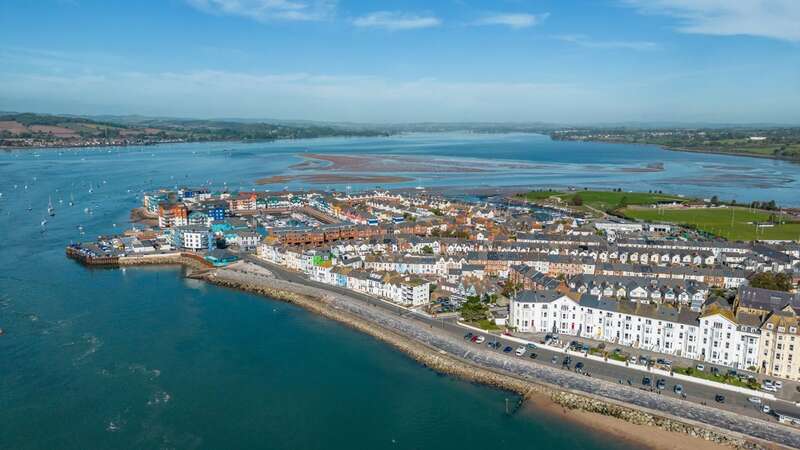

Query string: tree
[459,296,489,322]
[421,245,433,255]
[571,194,583,206]
[749,272,794,292]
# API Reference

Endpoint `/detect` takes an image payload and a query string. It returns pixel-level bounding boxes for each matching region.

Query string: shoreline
[157,258,777,450]
[65,251,794,449]
[551,137,799,164]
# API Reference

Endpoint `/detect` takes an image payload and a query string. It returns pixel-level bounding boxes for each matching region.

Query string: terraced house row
[510,286,800,380]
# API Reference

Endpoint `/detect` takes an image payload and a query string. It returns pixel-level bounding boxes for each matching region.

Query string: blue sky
[1,0,799,124]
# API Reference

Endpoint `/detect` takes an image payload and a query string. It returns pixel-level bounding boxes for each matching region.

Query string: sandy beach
[524,396,737,450]
[292,153,488,173]
[255,174,414,184]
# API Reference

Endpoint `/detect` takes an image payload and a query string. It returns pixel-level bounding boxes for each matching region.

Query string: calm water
[2,133,799,449]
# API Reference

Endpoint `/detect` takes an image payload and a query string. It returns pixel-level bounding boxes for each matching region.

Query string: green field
[622,206,800,241]
[518,190,685,212]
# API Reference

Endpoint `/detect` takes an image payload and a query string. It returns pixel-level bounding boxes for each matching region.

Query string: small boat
[69,193,74,206]
[0,328,4,336]
[47,196,55,217]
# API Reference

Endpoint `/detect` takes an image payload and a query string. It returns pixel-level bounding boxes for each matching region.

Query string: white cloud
[186,0,336,22]
[353,11,441,31]
[556,34,659,50]
[623,0,800,42]
[473,13,549,29]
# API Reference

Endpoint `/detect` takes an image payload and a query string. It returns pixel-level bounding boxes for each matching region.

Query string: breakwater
[66,247,213,270]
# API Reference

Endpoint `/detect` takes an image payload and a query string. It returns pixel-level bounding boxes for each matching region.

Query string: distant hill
[0,112,390,149]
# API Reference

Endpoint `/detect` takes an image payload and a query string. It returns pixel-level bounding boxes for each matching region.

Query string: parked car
[526,343,537,349]
[762,384,778,393]
[696,364,705,372]
[673,384,684,395]
[470,335,479,342]
[656,379,666,390]
[642,377,652,387]
[475,336,485,344]
[503,346,513,353]
[748,397,762,405]
[515,347,526,357]
[463,332,473,340]
[715,394,725,403]
[575,362,585,373]
[529,353,538,360]
[551,355,558,364]
[762,405,771,414]
[774,380,783,389]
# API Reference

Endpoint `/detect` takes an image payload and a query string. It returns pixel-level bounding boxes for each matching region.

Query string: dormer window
[767,323,774,330]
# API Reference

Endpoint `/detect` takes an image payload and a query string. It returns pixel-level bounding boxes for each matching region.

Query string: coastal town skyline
[2,0,800,123]
[4,2,800,450]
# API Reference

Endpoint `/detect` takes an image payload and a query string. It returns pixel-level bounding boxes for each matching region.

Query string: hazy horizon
[2,1,799,124]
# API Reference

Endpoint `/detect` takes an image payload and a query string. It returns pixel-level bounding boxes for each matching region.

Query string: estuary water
[1,133,799,449]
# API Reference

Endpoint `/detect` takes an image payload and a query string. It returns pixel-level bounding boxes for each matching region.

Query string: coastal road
[236,256,800,447]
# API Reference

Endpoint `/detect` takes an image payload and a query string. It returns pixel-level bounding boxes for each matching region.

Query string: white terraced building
[509,290,760,371]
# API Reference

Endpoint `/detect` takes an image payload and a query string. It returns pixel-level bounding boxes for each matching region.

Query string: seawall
[198,270,770,450]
